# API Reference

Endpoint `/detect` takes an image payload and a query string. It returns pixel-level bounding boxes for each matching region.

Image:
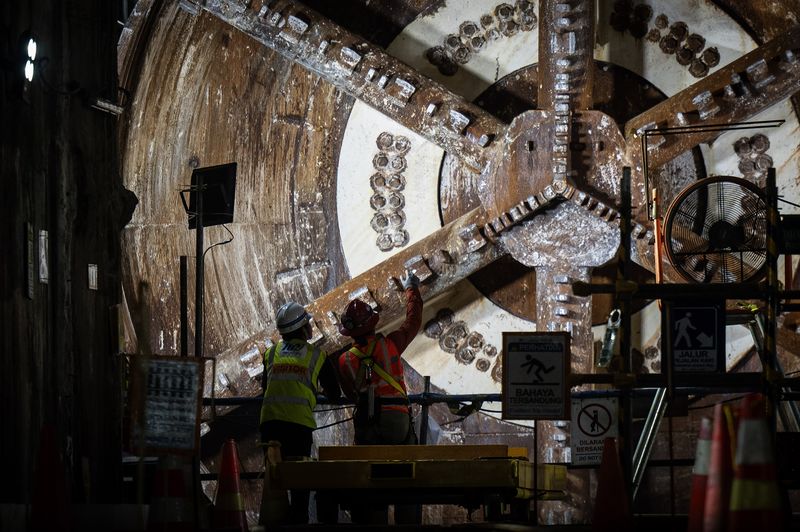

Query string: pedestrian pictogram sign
[502,332,570,420]
[571,397,619,465]
[667,301,725,372]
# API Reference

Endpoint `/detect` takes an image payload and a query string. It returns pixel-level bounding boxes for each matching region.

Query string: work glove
[400,270,420,290]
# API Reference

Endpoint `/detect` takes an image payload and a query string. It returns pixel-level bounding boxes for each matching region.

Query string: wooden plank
[318,444,528,461]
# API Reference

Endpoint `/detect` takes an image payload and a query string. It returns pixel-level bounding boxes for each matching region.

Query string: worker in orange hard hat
[260,301,341,524]
[337,270,423,524]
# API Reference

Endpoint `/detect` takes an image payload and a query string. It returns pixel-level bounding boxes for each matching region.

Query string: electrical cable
[202,223,235,259]
[315,405,353,412]
[778,196,800,209]
[314,416,354,431]
[439,417,466,427]
[197,223,235,357]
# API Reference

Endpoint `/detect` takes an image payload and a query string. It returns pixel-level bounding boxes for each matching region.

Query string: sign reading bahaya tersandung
[128,356,204,455]
[502,332,570,420]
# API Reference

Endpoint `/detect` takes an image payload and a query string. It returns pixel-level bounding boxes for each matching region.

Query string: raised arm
[386,285,423,354]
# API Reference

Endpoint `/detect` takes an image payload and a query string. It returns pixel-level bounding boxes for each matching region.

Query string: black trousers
[350,410,422,525]
[260,420,313,524]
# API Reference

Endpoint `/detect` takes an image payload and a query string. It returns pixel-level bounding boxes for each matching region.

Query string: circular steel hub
[440,62,704,323]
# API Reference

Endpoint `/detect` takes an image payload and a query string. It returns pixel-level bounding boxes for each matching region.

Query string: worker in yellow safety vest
[260,301,340,524]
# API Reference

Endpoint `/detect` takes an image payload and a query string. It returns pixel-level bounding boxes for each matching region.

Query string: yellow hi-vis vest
[259,340,326,429]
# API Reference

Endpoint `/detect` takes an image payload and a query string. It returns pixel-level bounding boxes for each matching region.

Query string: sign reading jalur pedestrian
[570,397,618,466]
[127,355,204,455]
[502,332,570,420]
[666,301,725,373]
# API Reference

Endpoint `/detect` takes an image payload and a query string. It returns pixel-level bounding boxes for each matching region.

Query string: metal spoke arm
[624,26,800,171]
[537,0,595,112]
[197,0,508,173]
[301,178,574,352]
[305,206,503,351]
[206,183,565,401]
[205,205,501,401]
[537,0,595,185]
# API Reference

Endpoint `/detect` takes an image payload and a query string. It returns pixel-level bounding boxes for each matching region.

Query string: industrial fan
[663,176,768,283]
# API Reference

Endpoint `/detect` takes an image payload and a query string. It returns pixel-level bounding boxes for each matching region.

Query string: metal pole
[192,177,204,529]
[620,167,633,503]
[195,175,204,359]
[573,280,764,300]
[766,168,779,433]
[663,301,675,517]
[419,376,430,444]
[180,256,188,357]
[620,167,632,340]
[643,131,651,220]
[533,421,538,526]
[632,387,667,498]
[667,397,675,518]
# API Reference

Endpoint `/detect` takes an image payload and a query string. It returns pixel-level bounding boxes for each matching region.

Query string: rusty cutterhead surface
[119,0,800,525]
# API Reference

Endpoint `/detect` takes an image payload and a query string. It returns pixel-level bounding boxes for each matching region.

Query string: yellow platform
[317,444,529,461]
[272,445,567,506]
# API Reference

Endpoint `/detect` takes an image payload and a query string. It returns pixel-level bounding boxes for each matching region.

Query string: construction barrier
[213,439,248,531]
[687,417,712,532]
[259,441,290,527]
[147,455,194,532]
[591,437,632,532]
[703,402,735,532]
[728,394,785,531]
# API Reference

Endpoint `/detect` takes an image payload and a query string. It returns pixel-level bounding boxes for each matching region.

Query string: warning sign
[127,355,204,455]
[502,332,570,420]
[570,397,618,466]
[668,302,725,373]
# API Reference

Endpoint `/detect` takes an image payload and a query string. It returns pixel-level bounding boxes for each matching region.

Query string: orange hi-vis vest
[340,335,409,413]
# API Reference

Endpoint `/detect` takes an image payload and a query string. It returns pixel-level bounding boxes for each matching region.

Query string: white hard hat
[276,302,311,334]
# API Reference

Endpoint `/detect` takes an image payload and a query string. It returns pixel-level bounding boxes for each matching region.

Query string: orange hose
[652,188,663,310]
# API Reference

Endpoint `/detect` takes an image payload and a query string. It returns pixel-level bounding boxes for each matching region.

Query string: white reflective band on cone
[735,419,773,465]
[692,439,711,476]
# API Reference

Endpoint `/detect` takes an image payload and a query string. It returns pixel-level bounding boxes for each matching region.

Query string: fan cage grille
[664,176,767,284]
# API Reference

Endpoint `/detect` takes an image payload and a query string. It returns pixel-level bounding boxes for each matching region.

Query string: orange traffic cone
[687,417,712,532]
[591,437,632,532]
[728,394,786,531]
[703,402,736,532]
[213,439,248,531]
[30,425,71,532]
[148,455,194,532]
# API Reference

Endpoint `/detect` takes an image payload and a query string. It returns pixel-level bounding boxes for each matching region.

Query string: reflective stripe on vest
[263,395,312,406]
[346,336,408,412]
[260,340,325,428]
[349,343,406,397]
